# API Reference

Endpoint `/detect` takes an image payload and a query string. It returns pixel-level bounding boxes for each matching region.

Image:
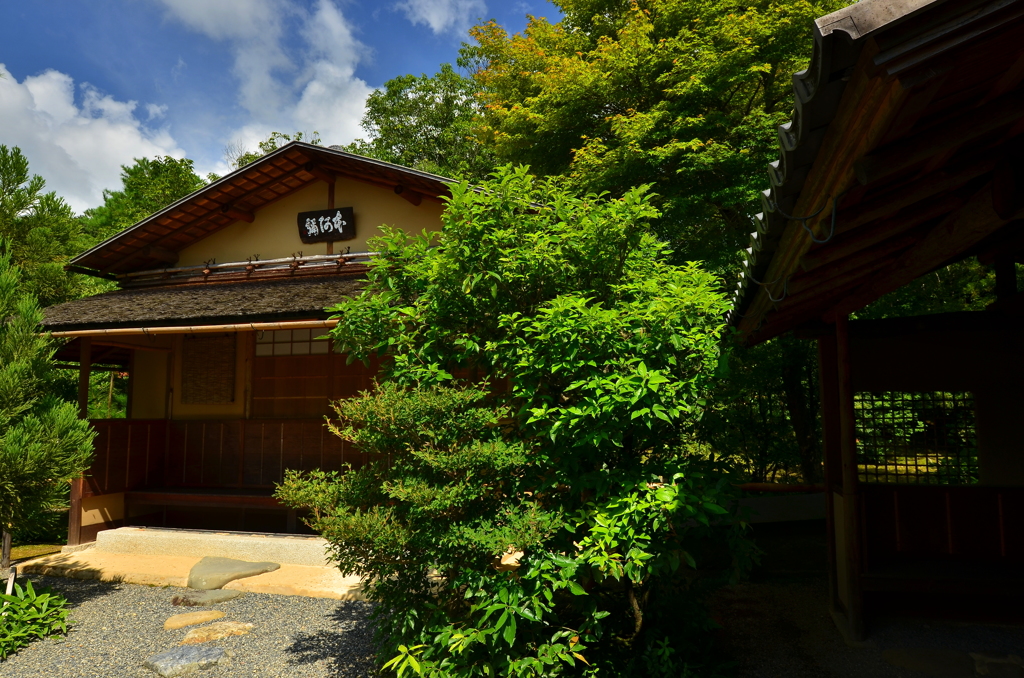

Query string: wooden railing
[86,418,365,498]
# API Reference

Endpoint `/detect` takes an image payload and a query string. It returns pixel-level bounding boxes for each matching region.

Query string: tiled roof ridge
[727,0,945,327]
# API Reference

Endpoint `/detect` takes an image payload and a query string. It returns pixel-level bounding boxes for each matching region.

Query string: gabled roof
[71,142,456,276]
[728,0,1024,343]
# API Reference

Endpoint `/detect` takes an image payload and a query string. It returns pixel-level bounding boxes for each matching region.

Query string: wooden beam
[747,251,904,345]
[394,184,423,206]
[854,90,1024,186]
[801,192,965,272]
[92,339,172,353]
[143,246,178,266]
[790,232,919,299]
[832,156,995,238]
[737,48,912,338]
[221,206,255,223]
[304,163,336,185]
[828,181,1020,318]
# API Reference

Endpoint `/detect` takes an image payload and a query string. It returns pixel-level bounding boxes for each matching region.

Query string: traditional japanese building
[43,142,453,545]
[730,0,1024,639]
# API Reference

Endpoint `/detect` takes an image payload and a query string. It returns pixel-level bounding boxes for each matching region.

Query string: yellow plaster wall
[128,343,172,419]
[170,331,251,419]
[177,178,445,267]
[82,492,124,527]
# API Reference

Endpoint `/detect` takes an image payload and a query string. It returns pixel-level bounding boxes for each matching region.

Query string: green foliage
[0,579,71,660]
[277,166,753,676]
[0,245,94,546]
[343,64,496,181]
[87,371,129,420]
[80,156,206,243]
[700,335,820,483]
[465,0,847,271]
[0,146,93,306]
[230,131,321,170]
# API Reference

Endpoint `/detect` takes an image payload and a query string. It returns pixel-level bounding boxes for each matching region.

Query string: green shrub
[277,166,755,676]
[0,579,71,659]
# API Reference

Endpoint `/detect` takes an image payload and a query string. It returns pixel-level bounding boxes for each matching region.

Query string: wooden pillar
[77,337,92,417]
[326,180,336,255]
[126,350,135,420]
[818,332,842,615]
[835,315,865,640]
[69,338,92,547]
[995,256,1017,301]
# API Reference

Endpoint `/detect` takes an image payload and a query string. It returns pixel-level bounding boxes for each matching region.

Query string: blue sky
[0,0,558,212]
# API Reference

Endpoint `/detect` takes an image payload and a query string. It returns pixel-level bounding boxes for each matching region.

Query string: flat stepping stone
[164,610,225,630]
[144,645,230,677]
[187,556,280,590]
[171,589,243,607]
[181,620,254,645]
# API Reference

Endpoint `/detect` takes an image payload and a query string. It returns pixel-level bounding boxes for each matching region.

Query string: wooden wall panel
[105,423,130,493]
[863,485,1024,567]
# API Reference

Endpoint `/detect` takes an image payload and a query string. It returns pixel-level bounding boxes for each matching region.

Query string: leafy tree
[464,0,847,271]
[0,146,92,306]
[702,335,820,482]
[81,156,206,243]
[228,131,321,170]
[277,166,753,676]
[461,0,849,485]
[343,64,497,181]
[0,244,94,569]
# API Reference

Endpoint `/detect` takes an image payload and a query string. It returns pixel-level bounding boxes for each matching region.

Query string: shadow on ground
[710,520,1024,678]
[285,600,377,677]
[23,574,128,608]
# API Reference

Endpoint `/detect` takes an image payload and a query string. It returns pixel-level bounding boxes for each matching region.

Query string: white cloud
[146,103,169,120]
[152,0,371,157]
[0,65,185,213]
[396,0,486,35]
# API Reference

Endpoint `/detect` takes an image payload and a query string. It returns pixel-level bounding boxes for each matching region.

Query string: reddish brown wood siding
[251,353,377,418]
[86,418,368,497]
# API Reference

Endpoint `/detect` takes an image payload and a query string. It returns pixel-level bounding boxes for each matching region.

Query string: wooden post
[326,180,336,255]
[1,530,11,570]
[69,338,92,547]
[835,315,865,639]
[77,337,91,417]
[995,256,1017,301]
[126,350,135,420]
[818,333,842,615]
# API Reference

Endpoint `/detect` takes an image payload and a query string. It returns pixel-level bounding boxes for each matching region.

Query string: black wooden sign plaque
[297,207,355,243]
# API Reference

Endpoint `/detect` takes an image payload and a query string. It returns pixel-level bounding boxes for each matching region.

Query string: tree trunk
[1,530,11,571]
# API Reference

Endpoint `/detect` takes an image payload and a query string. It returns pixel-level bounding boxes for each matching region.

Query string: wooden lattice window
[255,328,330,356]
[181,334,236,404]
[855,391,978,485]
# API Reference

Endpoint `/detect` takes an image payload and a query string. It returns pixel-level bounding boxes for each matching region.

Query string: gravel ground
[710,520,1024,678]
[0,575,377,678]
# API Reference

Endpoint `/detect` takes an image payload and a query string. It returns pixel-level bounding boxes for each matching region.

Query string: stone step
[21,550,364,600]
[85,527,332,567]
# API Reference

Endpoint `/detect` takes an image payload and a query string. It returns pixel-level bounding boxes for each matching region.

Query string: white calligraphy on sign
[304,211,348,238]
[297,206,355,242]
